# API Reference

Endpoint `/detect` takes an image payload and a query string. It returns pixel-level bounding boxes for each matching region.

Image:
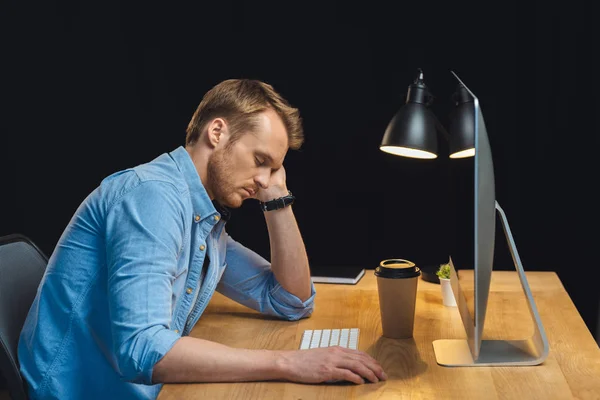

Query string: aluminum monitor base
[433,202,549,366]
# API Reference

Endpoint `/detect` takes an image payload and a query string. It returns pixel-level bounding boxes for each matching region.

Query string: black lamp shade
[380,103,438,159]
[448,85,475,158]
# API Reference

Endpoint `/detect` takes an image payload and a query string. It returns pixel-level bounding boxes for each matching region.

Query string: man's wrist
[259,190,295,212]
[272,350,292,381]
[257,187,289,203]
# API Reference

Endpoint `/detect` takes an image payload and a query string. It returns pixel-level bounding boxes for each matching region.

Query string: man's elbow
[281,304,314,321]
[297,292,312,303]
[151,354,171,384]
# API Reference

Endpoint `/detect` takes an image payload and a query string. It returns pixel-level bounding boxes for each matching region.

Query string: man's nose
[255,170,270,189]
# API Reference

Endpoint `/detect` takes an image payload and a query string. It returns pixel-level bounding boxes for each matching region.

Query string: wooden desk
[158,271,600,400]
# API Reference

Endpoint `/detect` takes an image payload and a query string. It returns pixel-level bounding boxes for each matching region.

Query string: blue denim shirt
[18,146,316,400]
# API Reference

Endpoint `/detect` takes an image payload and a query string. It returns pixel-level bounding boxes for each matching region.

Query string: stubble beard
[206,147,243,208]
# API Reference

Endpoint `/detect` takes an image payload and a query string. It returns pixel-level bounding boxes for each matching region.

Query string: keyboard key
[330,329,340,346]
[349,328,359,350]
[300,330,312,350]
[339,329,350,348]
[310,330,322,349]
[320,329,331,348]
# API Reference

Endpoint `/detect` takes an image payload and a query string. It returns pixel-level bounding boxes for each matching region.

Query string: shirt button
[199,244,205,251]
[174,329,179,334]
[214,215,220,221]
[186,287,193,294]
[194,215,200,222]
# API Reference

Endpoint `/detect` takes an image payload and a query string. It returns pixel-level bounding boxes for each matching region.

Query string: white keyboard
[299,328,360,350]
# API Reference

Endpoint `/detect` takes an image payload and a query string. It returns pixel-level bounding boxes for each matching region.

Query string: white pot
[440,278,457,307]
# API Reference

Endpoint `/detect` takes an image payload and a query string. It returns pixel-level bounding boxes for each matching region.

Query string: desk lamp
[380,69,474,160]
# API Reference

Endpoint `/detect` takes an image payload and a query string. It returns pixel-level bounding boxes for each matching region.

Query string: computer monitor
[432,72,549,366]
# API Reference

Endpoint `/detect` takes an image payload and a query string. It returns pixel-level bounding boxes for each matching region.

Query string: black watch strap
[260,190,295,212]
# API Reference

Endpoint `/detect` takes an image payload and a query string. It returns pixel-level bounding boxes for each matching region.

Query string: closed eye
[255,151,273,167]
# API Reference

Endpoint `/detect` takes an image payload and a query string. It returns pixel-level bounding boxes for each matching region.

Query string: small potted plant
[436,263,457,307]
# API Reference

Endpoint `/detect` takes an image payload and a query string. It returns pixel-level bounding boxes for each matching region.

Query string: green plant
[436,263,451,279]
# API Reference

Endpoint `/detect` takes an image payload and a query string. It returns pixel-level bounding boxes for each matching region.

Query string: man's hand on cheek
[256,166,289,202]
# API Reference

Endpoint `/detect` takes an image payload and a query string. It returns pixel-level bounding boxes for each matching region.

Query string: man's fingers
[352,353,387,381]
[334,368,364,385]
[338,359,379,383]
[336,348,387,381]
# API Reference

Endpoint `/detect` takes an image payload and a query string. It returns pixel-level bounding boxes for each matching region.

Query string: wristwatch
[259,190,295,212]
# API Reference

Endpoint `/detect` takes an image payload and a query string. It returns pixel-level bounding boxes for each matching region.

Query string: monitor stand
[432,201,549,366]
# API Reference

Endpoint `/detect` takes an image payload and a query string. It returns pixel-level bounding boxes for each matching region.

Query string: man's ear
[205,118,228,148]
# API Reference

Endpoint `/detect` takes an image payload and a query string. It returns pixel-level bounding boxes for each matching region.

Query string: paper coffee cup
[375,259,421,339]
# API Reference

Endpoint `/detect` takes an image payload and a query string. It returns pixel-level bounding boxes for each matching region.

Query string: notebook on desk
[309,265,366,285]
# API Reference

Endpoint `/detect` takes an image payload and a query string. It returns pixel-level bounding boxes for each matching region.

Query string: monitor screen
[436,73,547,367]
[448,72,496,360]
[448,155,475,310]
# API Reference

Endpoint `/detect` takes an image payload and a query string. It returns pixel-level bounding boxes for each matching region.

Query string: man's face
[206,109,288,208]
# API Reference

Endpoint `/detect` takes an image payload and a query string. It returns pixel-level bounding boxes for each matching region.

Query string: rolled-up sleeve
[105,180,185,384]
[216,232,316,321]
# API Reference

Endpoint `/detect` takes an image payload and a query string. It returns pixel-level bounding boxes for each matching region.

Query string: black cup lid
[375,259,421,279]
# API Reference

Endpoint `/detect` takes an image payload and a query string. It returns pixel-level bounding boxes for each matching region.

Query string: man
[18,79,387,399]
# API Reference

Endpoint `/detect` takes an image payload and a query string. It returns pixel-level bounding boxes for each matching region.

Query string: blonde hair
[186,79,304,150]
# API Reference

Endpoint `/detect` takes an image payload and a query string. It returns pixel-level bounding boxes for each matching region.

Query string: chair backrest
[0,234,48,400]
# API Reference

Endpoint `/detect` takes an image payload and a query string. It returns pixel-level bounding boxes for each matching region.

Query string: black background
[2,1,598,340]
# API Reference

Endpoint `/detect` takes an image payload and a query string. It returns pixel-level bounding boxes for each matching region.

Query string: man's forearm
[153,337,283,383]
[263,206,312,301]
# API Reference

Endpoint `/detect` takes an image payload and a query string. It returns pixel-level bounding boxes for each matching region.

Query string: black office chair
[0,234,48,400]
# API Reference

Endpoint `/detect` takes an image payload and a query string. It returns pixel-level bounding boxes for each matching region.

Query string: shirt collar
[212,200,231,222]
[168,146,225,222]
